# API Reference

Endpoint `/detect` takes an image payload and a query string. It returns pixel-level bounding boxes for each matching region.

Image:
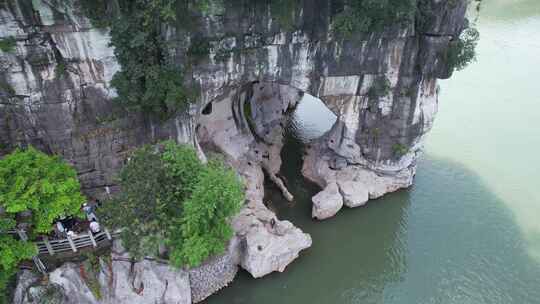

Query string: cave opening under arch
[195,81,337,218]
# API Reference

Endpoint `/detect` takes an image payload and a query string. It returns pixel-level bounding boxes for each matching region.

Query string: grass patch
[0,36,16,53]
[392,143,408,157]
[80,252,102,300]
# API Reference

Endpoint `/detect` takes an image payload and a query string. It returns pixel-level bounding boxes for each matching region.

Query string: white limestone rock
[48,263,100,304]
[311,182,344,220]
[14,252,191,304]
[103,258,191,304]
[231,163,311,279]
[338,180,369,208]
[12,270,44,304]
[302,137,415,204]
[240,221,312,278]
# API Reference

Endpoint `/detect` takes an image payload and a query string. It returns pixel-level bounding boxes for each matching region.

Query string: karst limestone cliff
[1,0,469,303]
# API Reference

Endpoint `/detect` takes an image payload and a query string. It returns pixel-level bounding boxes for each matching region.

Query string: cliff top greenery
[107,0,192,119]
[333,0,419,36]
[0,147,86,303]
[0,147,85,233]
[447,27,480,72]
[0,36,16,53]
[78,0,477,117]
[98,141,244,268]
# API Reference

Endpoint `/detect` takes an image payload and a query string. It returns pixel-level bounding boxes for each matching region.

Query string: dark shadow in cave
[202,101,213,115]
[262,93,337,215]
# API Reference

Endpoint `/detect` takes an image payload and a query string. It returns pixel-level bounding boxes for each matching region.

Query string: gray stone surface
[47,263,101,304]
[12,270,43,304]
[312,182,344,220]
[14,252,191,304]
[0,0,465,213]
[238,217,312,278]
[197,82,312,279]
[102,257,191,304]
[338,180,369,208]
[188,237,240,303]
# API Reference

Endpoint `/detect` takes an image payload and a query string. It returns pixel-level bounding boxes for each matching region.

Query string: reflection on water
[434,0,540,262]
[204,1,540,302]
[288,94,337,142]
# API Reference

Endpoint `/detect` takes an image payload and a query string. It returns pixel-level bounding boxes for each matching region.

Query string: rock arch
[1,0,469,289]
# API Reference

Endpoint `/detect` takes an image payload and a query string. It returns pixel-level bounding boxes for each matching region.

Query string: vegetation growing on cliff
[0,147,86,303]
[169,159,244,267]
[392,143,408,157]
[80,252,104,300]
[368,76,392,99]
[108,0,191,119]
[333,0,418,36]
[447,27,480,72]
[0,235,36,304]
[78,0,478,117]
[99,141,244,267]
[270,0,298,30]
[79,0,111,28]
[99,142,202,258]
[0,147,85,233]
[0,36,16,53]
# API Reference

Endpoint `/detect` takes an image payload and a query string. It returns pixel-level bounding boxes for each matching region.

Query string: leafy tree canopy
[169,160,244,267]
[99,141,244,267]
[447,27,480,72]
[99,141,203,258]
[108,0,192,119]
[0,234,36,304]
[0,147,85,303]
[333,0,418,36]
[0,147,85,234]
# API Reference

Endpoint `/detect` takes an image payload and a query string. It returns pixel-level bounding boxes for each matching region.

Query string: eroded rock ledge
[198,81,312,279]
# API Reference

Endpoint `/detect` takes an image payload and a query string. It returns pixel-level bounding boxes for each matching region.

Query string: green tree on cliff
[99,141,244,267]
[447,27,480,72]
[333,0,418,36]
[168,160,244,267]
[99,142,203,258]
[0,147,86,302]
[108,0,191,118]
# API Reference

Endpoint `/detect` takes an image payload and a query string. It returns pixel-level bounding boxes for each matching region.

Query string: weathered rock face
[2,0,469,302]
[312,182,343,220]
[0,0,203,200]
[13,241,193,304]
[198,81,312,278]
[101,243,192,304]
[338,180,369,208]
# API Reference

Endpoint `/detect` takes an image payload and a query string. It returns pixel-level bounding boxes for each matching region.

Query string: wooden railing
[2,228,118,273]
[36,229,115,255]
[3,228,116,255]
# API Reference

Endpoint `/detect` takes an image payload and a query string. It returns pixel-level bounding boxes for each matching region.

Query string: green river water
[205,0,540,303]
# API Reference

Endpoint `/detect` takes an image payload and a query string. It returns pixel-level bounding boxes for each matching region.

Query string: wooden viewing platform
[4,228,116,255]
[3,228,118,274]
[36,229,114,255]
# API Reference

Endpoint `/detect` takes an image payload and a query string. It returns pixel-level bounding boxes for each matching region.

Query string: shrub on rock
[99,141,244,268]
